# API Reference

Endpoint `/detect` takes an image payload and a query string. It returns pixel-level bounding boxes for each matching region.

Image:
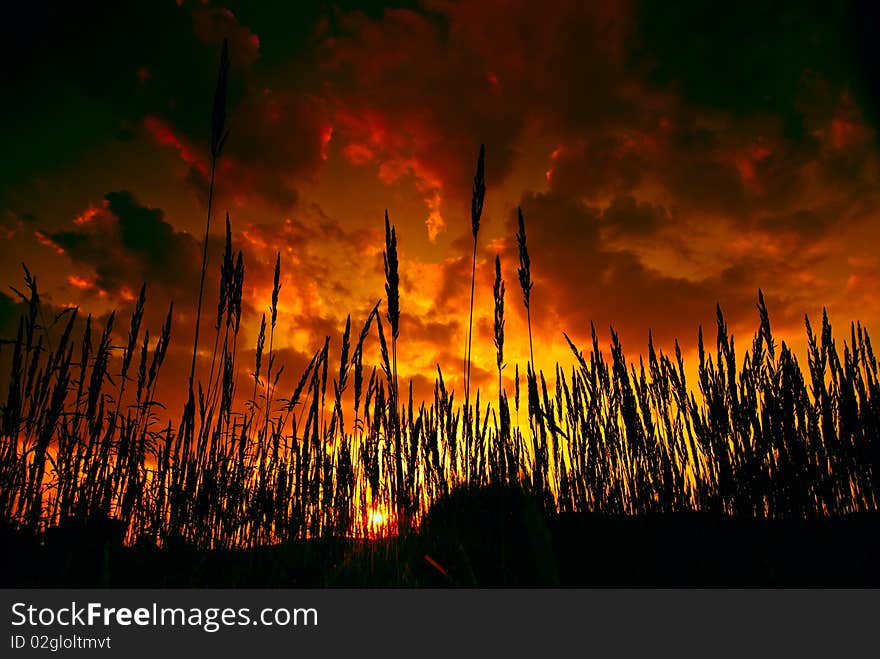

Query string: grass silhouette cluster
[0,42,877,559]
[1,254,878,552]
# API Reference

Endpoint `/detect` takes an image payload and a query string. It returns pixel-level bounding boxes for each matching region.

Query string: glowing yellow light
[368,508,386,526]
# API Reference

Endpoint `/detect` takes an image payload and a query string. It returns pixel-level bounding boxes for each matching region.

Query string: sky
[2,0,880,410]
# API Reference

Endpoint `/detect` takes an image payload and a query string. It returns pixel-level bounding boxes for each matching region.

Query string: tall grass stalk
[383,211,402,511]
[463,145,486,444]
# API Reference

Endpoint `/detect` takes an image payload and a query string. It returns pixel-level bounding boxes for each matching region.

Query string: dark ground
[3,486,878,587]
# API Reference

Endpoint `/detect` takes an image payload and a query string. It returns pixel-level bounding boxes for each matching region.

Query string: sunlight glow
[365,504,394,537]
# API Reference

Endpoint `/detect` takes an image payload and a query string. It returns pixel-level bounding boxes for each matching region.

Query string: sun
[368,508,386,526]
[365,504,394,536]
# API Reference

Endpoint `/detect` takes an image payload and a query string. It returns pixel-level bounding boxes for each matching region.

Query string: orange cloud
[34,230,65,255]
[66,274,94,290]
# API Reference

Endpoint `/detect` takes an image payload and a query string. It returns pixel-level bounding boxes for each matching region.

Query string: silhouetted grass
[2,220,878,552]
[0,42,877,583]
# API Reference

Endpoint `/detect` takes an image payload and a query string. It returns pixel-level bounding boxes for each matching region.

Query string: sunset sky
[3,0,880,408]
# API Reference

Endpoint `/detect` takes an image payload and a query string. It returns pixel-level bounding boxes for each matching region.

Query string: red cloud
[145,115,210,179]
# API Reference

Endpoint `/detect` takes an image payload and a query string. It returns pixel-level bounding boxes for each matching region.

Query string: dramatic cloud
[47,192,202,302]
[4,0,880,418]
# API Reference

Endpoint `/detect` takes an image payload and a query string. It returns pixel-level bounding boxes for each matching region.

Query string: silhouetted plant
[1,42,877,559]
[463,145,486,455]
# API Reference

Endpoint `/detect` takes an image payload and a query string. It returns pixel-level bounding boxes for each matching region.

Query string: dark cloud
[0,210,30,241]
[0,1,328,214]
[192,6,261,68]
[635,0,852,118]
[0,2,203,186]
[508,190,758,349]
[546,136,647,201]
[216,91,329,210]
[602,195,670,237]
[49,191,202,301]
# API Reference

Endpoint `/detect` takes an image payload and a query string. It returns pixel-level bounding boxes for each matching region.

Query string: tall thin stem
[464,237,478,412]
[464,145,485,456]
[189,161,217,391]
[188,39,229,396]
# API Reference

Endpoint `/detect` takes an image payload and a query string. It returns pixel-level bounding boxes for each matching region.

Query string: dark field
[3,486,878,587]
